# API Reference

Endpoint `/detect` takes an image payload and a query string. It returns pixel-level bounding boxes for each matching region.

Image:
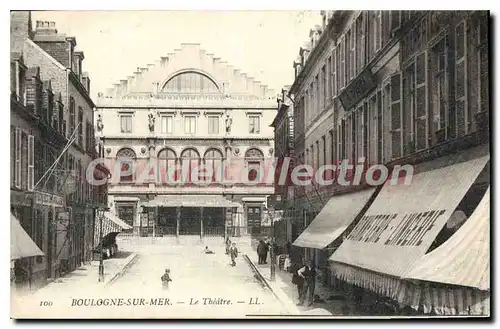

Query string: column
[200,207,204,240]
[176,206,181,237]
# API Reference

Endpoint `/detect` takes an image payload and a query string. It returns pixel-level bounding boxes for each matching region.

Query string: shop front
[329,145,490,315]
[292,187,377,285]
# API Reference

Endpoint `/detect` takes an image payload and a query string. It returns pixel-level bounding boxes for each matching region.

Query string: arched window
[158,148,177,184]
[116,148,136,182]
[204,148,224,183]
[162,71,220,93]
[181,148,201,183]
[245,148,264,182]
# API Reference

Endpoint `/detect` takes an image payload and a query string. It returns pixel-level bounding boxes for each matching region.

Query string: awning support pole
[200,207,204,241]
[176,207,181,239]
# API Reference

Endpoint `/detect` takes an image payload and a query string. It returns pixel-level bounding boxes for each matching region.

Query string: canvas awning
[293,188,376,249]
[404,187,490,291]
[145,195,240,208]
[105,212,132,230]
[330,146,490,297]
[11,214,44,260]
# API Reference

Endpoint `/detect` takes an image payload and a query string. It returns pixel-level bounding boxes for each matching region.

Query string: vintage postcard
[10,10,490,319]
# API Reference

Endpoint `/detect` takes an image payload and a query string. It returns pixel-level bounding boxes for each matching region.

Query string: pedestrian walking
[297,260,316,306]
[161,268,172,290]
[225,237,231,255]
[229,243,238,266]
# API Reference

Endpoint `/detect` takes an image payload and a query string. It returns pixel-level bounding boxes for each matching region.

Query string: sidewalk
[240,245,357,316]
[13,251,138,299]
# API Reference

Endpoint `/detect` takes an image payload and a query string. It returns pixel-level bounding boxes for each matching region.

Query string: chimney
[160,56,168,67]
[35,20,58,35]
[10,11,33,53]
[82,72,91,94]
[74,51,84,78]
[127,75,135,93]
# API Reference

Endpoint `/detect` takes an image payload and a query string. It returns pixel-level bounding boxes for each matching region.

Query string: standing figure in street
[161,268,172,291]
[257,240,267,264]
[291,263,304,302]
[229,243,238,266]
[225,237,231,255]
[263,239,270,264]
[297,260,316,306]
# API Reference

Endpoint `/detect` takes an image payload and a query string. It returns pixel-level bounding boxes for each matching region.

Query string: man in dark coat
[291,263,304,302]
[297,260,316,306]
[257,240,267,264]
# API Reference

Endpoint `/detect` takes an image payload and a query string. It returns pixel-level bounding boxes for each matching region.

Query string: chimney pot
[50,21,56,28]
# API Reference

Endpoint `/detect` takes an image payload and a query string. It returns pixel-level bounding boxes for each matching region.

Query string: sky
[31,11,321,100]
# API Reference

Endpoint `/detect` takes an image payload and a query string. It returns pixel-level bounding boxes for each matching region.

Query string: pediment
[102,43,276,101]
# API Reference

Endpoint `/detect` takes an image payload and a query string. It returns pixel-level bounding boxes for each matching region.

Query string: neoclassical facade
[95,43,276,238]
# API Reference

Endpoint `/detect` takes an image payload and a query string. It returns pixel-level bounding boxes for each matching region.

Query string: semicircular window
[162,72,220,93]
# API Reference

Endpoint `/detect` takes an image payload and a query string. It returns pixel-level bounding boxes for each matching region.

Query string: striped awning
[94,212,132,246]
[330,146,490,298]
[145,195,240,208]
[405,187,490,291]
[293,188,376,249]
[419,285,490,316]
[11,214,44,260]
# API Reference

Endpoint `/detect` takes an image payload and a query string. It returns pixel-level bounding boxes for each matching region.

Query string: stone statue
[148,112,155,132]
[225,115,233,133]
[96,114,104,132]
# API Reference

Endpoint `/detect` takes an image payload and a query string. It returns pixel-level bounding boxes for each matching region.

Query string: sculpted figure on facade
[225,114,233,133]
[148,111,155,132]
[96,114,104,132]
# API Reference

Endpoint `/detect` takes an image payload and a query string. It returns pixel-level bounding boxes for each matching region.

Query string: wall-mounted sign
[338,67,376,111]
[35,192,65,207]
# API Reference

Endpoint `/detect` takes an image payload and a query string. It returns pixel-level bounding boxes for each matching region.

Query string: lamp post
[98,208,105,282]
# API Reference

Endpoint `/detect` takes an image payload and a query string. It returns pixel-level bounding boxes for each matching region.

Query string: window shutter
[332,49,337,97]
[390,72,402,159]
[15,128,21,188]
[414,51,429,151]
[455,21,468,136]
[28,135,35,191]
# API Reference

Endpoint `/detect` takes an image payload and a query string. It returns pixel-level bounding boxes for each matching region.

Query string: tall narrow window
[14,127,21,188]
[357,12,366,72]
[245,148,264,183]
[28,135,34,191]
[455,21,467,136]
[415,51,429,151]
[78,107,83,148]
[161,115,174,134]
[249,115,260,134]
[21,131,28,190]
[208,116,219,134]
[322,65,327,108]
[430,38,448,143]
[184,116,197,134]
[158,148,177,184]
[116,148,136,182]
[390,73,402,159]
[69,97,75,137]
[331,49,337,97]
[181,148,200,183]
[120,114,132,133]
[204,148,223,183]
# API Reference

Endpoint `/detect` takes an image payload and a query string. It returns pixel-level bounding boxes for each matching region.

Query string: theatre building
[95,43,276,240]
[290,11,490,315]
